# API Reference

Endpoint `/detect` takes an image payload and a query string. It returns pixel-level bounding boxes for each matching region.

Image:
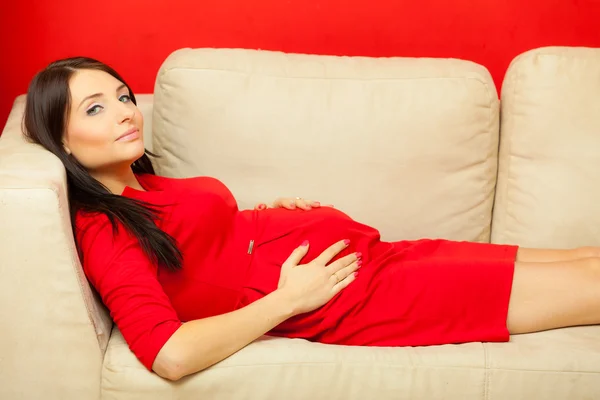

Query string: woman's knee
[574,256,600,279]
[575,246,600,260]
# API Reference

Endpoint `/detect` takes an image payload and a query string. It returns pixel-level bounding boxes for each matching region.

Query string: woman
[23,57,600,381]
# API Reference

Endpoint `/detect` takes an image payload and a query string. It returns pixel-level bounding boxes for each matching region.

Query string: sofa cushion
[152,48,499,242]
[101,326,600,400]
[484,326,600,399]
[493,46,600,248]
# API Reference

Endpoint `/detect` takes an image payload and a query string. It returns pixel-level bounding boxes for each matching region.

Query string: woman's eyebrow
[77,84,127,109]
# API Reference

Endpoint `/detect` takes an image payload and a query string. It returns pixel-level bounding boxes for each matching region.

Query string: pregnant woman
[23,57,600,381]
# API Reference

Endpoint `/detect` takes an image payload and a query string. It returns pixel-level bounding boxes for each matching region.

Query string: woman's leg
[516,246,600,263]
[507,258,600,334]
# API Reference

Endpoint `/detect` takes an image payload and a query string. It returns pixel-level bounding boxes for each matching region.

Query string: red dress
[76,174,518,371]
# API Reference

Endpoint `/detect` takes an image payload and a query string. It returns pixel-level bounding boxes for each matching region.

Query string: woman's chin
[130,141,148,159]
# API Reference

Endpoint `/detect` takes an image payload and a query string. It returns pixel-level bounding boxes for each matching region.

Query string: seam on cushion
[477,368,600,374]
[536,48,599,60]
[195,364,600,374]
[504,53,524,243]
[483,343,490,400]
[481,73,497,244]
[159,65,493,87]
[105,362,600,374]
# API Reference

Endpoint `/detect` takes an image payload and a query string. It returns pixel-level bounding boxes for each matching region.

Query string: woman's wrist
[268,288,299,319]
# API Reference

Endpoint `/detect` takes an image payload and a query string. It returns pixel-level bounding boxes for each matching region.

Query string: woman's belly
[240,207,390,305]
[161,206,390,321]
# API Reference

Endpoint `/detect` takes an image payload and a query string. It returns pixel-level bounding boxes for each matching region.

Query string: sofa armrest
[0,96,111,400]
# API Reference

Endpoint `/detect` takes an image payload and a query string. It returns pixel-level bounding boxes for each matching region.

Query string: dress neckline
[121,174,163,197]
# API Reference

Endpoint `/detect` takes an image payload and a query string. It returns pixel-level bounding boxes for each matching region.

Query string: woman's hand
[276,239,362,315]
[254,197,332,211]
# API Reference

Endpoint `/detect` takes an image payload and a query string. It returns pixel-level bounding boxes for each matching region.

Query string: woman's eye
[86,105,102,116]
[119,94,131,103]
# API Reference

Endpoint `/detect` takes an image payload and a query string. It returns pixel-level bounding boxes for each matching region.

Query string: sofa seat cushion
[484,326,600,399]
[101,326,600,399]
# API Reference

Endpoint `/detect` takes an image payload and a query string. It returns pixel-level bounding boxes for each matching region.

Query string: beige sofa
[1,46,600,399]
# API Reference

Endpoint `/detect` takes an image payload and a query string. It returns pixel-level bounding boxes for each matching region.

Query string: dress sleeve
[76,213,183,371]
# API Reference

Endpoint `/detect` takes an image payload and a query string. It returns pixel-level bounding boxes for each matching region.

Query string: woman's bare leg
[507,258,600,334]
[516,246,600,263]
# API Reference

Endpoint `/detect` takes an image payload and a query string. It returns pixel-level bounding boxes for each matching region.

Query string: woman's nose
[117,102,135,123]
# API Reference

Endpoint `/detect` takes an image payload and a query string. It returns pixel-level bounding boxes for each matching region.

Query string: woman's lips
[116,128,140,141]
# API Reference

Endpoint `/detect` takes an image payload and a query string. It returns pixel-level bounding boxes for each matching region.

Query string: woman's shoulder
[75,209,111,233]
[74,210,135,247]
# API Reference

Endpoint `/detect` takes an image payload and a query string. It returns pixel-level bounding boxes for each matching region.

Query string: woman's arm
[79,214,359,380]
[154,289,295,380]
[154,239,360,380]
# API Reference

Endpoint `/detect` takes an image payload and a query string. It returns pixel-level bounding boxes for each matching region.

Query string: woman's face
[63,69,144,173]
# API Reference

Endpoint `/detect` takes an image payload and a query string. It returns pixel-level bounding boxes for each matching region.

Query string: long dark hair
[23,57,182,271]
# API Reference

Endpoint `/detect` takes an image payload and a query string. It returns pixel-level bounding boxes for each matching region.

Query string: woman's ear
[63,143,71,155]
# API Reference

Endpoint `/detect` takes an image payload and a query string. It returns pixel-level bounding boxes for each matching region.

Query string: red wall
[1,0,600,129]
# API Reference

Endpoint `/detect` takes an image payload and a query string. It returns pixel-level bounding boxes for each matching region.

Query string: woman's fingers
[332,264,359,293]
[290,198,311,210]
[272,197,298,210]
[331,259,361,283]
[270,197,327,210]
[326,252,362,281]
[327,251,362,274]
[312,239,351,265]
[301,200,321,209]
[282,240,310,269]
[271,198,285,208]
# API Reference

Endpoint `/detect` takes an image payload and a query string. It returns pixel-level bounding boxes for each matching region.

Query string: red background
[1,0,600,129]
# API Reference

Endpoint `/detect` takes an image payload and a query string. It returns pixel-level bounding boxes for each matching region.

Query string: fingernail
[301,240,309,246]
[354,272,359,277]
[344,239,350,246]
[357,260,363,267]
[355,252,362,258]
[313,202,320,206]
[290,204,296,208]
[258,204,266,210]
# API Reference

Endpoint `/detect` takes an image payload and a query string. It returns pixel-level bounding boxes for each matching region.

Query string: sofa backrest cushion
[493,47,600,248]
[152,48,499,242]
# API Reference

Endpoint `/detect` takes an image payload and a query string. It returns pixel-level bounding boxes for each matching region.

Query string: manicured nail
[301,240,309,246]
[344,239,350,246]
[357,260,363,267]
[258,204,266,210]
[355,252,362,258]
[354,272,359,277]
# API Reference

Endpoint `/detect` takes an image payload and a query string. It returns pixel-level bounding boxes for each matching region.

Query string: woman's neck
[91,166,145,195]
